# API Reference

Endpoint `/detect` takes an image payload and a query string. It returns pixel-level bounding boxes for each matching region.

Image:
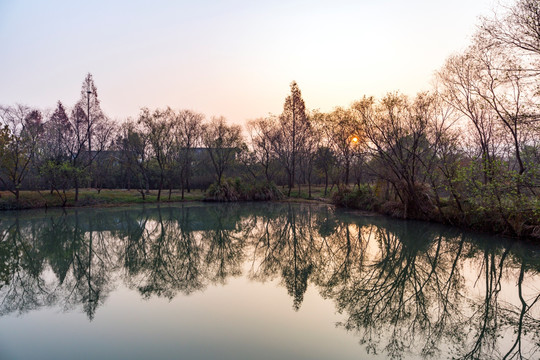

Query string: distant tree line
[0,0,539,236]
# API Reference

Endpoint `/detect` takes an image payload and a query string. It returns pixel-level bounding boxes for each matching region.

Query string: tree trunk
[75,178,79,202]
[345,159,350,185]
[144,173,150,194]
[324,170,329,196]
[287,180,292,197]
[185,155,191,193]
[330,181,336,193]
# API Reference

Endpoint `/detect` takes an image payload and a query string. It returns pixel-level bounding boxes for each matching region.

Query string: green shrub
[205,178,283,202]
[331,185,376,210]
[248,181,284,201]
[205,178,243,202]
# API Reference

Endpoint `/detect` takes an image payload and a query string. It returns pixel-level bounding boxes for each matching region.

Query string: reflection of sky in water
[0,280,361,360]
[0,203,539,360]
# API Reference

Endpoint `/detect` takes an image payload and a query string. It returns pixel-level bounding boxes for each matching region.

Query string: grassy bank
[331,185,540,241]
[0,185,334,210]
[0,189,206,210]
[2,185,538,242]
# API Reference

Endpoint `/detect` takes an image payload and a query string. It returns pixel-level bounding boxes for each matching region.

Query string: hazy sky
[0,0,497,125]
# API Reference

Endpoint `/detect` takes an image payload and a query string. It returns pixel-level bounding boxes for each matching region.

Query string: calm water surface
[0,203,539,359]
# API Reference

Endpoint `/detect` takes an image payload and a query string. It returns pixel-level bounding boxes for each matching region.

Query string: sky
[0,0,498,125]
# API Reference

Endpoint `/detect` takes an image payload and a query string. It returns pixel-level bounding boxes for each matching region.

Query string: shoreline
[0,188,332,211]
[1,189,538,242]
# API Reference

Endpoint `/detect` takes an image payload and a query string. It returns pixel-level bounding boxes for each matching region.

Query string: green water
[0,203,539,359]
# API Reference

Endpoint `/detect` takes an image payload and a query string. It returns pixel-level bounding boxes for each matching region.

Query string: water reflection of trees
[317,218,540,360]
[322,222,469,359]
[457,241,540,360]
[0,210,121,320]
[248,203,317,310]
[0,204,539,359]
[124,204,248,299]
[123,206,206,299]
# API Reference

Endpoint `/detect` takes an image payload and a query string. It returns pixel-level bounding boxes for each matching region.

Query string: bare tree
[63,101,113,202]
[353,93,441,219]
[201,116,243,185]
[138,107,176,202]
[481,0,540,56]
[0,105,43,200]
[172,109,203,199]
[75,73,107,188]
[298,119,320,198]
[321,107,362,185]
[437,51,500,185]
[43,101,71,163]
[314,146,337,196]
[120,120,152,199]
[474,41,533,183]
[272,81,310,196]
[444,38,537,194]
[247,117,278,182]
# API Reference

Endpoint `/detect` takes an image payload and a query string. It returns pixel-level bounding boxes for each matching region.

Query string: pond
[0,203,539,359]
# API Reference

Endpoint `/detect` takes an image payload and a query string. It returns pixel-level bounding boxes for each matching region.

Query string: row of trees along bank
[0,0,539,238]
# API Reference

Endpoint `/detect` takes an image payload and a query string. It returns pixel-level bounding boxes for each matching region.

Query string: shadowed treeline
[0,203,539,359]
